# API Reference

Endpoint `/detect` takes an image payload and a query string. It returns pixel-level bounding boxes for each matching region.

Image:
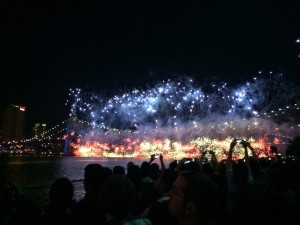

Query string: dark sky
[1,0,300,136]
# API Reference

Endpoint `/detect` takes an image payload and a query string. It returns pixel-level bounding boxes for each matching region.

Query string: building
[32,123,47,140]
[1,104,26,142]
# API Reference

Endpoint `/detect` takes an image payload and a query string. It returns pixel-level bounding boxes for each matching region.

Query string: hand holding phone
[236,139,242,143]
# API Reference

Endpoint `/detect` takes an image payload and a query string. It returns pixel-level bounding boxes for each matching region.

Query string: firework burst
[65,73,300,159]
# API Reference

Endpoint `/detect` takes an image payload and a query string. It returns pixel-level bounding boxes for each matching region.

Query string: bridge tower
[64,116,78,156]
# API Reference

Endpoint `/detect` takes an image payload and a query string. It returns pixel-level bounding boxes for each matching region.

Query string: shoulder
[106,215,152,225]
[123,218,152,225]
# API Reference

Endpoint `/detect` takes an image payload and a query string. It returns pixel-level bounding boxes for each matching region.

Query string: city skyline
[1,1,300,134]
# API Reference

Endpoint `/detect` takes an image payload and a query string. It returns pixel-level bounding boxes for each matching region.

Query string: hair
[140,161,151,177]
[168,160,178,171]
[102,175,136,216]
[49,177,74,206]
[150,163,160,180]
[84,163,105,193]
[126,164,141,185]
[160,169,178,192]
[179,171,217,225]
[113,165,125,175]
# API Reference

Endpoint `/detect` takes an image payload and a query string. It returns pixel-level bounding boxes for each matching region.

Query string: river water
[0,155,172,210]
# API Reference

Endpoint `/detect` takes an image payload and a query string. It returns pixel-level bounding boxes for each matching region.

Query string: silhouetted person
[126,161,135,173]
[265,160,300,225]
[102,175,152,225]
[113,165,125,175]
[270,145,278,156]
[225,139,267,225]
[135,161,158,215]
[140,169,178,225]
[73,164,108,225]
[168,171,217,225]
[168,160,178,172]
[126,164,141,188]
[42,177,75,225]
[0,176,42,225]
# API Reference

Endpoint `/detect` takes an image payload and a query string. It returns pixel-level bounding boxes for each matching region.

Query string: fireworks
[296,38,300,58]
[65,73,300,159]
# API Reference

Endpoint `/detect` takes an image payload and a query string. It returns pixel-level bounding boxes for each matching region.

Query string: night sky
[1,0,300,137]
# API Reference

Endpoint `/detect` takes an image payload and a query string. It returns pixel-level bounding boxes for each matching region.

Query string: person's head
[150,162,160,180]
[113,165,125,175]
[49,177,74,206]
[84,163,105,194]
[102,175,136,218]
[126,164,141,184]
[140,161,151,177]
[127,161,134,170]
[103,167,113,178]
[168,160,178,171]
[270,145,278,155]
[168,171,217,225]
[182,160,201,172]
[154,169,178,194]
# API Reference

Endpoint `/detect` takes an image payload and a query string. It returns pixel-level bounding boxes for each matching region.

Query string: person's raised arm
[209,150,218,162]
[159,154,166,172]
[242,140,253,172]
[242,140,249,160]
[149,154,156,164]
[242,140,256,185]
[200,150,207,160]
[226,139,236,165]
[226,140,237,194]
[246,142,258,160]
[209,150,218,171]
[199,150,208,170]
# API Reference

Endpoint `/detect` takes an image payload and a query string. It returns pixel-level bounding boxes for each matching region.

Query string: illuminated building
[32,123,47,140]
[1,104,26,142]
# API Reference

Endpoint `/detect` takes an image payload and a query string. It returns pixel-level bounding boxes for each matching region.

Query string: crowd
[1,139,300,225]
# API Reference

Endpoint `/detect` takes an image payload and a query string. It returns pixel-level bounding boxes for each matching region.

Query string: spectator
[168,170,217,225]
[113,166,125,175]
[265,160,300,225]
[132,159,157,216]
[168,160,178,172]
[73,164,108,225]
[0,176,42,225]
[140,169,178,225]
[102,175,152,225]
[42,177,75,225]
[127,161,135,173]
[225,139,267,225]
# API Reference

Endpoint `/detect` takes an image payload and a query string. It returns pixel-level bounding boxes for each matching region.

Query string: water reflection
[0,155,172,209]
